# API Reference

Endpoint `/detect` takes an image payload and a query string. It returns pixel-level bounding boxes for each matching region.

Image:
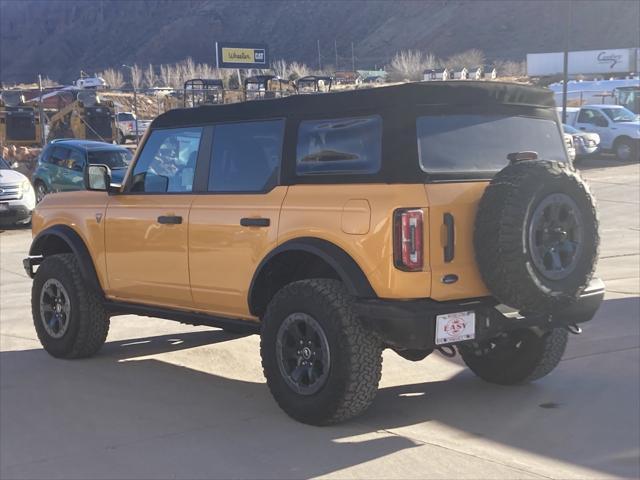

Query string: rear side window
[296,115,382,175]
[130,127,202,193]
[417,114,567,174]
[208,120,284,193]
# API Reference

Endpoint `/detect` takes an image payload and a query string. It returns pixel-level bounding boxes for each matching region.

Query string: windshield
[417,114,567,174]
[0,157,10,170]
[88,149,132,169]
[117,113,135,121]
[601,107,637,123]
[563,124,579,134]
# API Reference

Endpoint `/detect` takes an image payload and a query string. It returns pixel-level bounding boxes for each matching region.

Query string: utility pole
[561,0,572,124]
[317,40,322,72]
[38,74,45,146]
[351,42,356,71]
[121,64,139,145]
[334,39,339,71]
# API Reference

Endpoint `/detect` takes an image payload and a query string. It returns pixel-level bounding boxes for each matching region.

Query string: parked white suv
[564,105,639,161]
[0,156,36,226]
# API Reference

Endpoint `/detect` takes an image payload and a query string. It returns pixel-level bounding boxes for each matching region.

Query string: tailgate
[424,183,490,301]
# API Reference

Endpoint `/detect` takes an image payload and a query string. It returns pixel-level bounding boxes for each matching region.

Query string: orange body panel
[104,194,194,308]
[31,180,490,318]
[188,187,287,319]
[425,182,491,300]
[278,184,431,299]
[31,191,109,290]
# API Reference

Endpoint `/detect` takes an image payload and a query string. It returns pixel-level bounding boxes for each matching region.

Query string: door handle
[240,217,270,227]
[443,213,455,263]
[157,215,182,225]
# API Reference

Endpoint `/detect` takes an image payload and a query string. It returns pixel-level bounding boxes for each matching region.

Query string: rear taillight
[393,209,424,271]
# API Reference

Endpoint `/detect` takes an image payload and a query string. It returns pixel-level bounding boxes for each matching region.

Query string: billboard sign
[216,42,268,69]
[527,48,636,76]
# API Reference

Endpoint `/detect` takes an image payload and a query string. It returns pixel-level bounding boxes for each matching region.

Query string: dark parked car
[32,139,132,202]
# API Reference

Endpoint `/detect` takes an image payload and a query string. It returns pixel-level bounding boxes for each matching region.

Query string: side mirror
[84,164,109,191]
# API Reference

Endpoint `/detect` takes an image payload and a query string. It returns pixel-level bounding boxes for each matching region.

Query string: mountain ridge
[1,0,638,83]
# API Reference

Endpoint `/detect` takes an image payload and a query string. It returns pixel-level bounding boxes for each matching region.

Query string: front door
[189,120,286,318]
[575,108,612,148]
[104,126,203,308]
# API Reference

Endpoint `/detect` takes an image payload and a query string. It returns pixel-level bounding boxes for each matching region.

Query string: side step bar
[106,301,261,334]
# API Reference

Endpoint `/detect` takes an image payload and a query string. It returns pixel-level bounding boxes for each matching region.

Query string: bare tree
[446,49,485,69]
[271,59,288,78]
[496,60,526,77]
[288,62,310,80]
[389,50,428,81]
[129,64,143,89]
[144,64,156,88]
[100,68,124,89]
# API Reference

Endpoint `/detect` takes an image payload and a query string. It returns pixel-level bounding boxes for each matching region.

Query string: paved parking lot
[1,157,638,479]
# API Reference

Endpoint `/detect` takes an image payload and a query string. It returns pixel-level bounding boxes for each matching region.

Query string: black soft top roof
[152,81,555,128]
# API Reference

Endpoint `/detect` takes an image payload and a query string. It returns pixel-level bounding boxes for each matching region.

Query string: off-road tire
[261,279,382,425]
[32,254,109,358]
[474,160,599,314]
[460,328,568,385]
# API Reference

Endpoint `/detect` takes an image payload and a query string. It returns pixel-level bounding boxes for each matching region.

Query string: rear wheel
[614,137,638,162]
[261,279,382,425]
[459,328,568,385]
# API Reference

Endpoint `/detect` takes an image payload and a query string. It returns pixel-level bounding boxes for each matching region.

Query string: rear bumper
[355,277,605,351]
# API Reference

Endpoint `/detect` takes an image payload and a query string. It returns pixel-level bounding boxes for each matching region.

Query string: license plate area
[435,311,476,345]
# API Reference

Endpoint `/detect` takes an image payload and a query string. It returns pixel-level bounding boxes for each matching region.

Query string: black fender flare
[248,237,377,316]
[29,225,103,294]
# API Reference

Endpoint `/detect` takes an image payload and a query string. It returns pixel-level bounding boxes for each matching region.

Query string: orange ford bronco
[24,82,604,425]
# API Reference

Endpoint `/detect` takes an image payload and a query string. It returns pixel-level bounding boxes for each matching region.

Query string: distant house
[469,67,483,80]
[423,68,449,81]
[452,67,469,80]
[334,71,362,85]
[474,65,497,80]
[358,70,387,83]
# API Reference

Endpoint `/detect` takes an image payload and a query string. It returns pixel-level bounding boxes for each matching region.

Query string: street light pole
[561,0,572,124]
[122,64,139,146]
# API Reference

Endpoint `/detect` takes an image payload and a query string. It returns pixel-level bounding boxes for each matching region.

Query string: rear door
[188,120,286,318]
[104,126,203,308]
[416,109,568,301]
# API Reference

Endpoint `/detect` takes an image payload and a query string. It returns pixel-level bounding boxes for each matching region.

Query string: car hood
[0,168,27,186]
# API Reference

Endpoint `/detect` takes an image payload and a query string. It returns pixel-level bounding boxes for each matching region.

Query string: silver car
[564,124,600,158]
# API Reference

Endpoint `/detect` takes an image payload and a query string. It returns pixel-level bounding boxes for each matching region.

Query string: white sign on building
[527,48,637,76]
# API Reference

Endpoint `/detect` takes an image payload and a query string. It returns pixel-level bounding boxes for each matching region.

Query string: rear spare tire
[474,160,598,314]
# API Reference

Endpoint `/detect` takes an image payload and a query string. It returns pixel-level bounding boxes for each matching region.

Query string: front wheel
[459,328,568,385]
[32,254,110,358]
[261,279,382,425]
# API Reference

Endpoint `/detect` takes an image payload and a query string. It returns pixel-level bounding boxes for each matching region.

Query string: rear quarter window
[296,115,382,175]
[417,114,567,174]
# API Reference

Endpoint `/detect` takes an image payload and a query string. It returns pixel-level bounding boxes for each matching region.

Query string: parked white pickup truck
[562,105,639,161]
